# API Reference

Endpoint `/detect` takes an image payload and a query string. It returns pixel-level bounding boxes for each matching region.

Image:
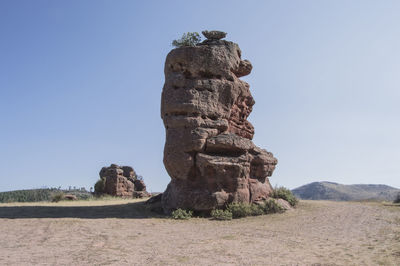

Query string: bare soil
[0,199,399,265]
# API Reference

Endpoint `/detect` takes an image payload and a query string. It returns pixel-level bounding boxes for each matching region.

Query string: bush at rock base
[217,200,284,219]
[227,203,253,218]
[51,191,65,202]
[259,199,284,214]
[210,209,233,220]
[171,208,193,220]
[272,186,299,207]
[250,203,265,216]
[394,193,400,204]
[94,178,106,194]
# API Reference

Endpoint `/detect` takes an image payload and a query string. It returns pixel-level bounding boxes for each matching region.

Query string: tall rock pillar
[160,31,277,213]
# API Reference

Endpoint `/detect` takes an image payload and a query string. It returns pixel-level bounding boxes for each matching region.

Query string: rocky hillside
[292,181,400,201]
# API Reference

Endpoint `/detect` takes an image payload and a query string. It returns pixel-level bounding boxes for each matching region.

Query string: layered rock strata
[99,164,149,198]
[161,31,277,213]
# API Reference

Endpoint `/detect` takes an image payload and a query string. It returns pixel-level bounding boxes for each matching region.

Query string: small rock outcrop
[160,30,277,213]
[98,164,150,198]
[202,30,227,40]
[64,194,78,201]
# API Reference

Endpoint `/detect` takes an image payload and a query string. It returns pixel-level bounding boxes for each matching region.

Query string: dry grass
[0,197,143,207]
[0,200,399,265]
[0,198,159,219]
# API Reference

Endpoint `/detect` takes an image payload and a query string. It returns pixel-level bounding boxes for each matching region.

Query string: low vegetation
[272,186,299,207]
[227,203,254,218]
[0,189,53,203]
[210,199,283,221]
[210,209,233,220]
[0,188,93,203]
[171,208,193,220]
[394,192,400,204]
[249,203,265,216]
[261,198,284,213]
[172,32,201,48]
[51,191,65,202]
[94,178,106,194]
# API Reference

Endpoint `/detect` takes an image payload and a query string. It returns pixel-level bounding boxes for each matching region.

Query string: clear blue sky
[1,0,399,192]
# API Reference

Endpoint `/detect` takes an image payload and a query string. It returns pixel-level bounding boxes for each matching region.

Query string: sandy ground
[0,199,399,266]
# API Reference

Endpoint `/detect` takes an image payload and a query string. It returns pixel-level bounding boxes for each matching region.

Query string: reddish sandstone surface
[99,164,149,198]
[160,31,278,213]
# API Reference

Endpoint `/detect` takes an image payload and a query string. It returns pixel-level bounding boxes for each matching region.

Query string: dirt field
[0,199,399,265]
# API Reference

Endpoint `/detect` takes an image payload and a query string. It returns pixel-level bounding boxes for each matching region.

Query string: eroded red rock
[99,164,150,198]
[160,33,277,213]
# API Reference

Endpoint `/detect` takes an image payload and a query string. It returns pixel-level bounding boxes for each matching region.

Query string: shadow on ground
[0,201,166,219]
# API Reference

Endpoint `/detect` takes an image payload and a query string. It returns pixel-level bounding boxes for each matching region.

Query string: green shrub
[260,199,283,214]
[250,204,265,216]
[0,189,53,203]
[0,188,93,203]
[172,32,201,48]
[210,209,233,220]
[69,191,93,200]
[272,186,299,207]
[225,201,283,219]
[171,208,193,220]
[94,178,106,194]
[210,200,287,220]
[51,191,65,202]
[394,193,400,204]
[227,203,253,218]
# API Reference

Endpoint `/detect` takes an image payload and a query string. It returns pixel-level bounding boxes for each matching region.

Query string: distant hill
[292,181,400,201]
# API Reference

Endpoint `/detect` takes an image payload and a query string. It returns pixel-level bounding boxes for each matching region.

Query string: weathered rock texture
[99,164,150,198]
[202,30,227,40]
[160,32,277,213]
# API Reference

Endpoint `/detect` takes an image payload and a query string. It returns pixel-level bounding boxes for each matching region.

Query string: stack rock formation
[160,31,278,213]
[99,164,149,198]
